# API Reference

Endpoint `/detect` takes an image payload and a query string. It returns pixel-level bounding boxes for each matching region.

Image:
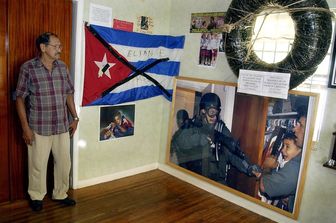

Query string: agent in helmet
[171,92,259,185]
[199,92,222,125]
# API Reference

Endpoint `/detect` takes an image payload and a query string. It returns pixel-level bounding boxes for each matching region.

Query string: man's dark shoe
[53,197,76,206]
[30,200,43,212]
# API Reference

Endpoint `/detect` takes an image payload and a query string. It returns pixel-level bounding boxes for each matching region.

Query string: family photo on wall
[198,32,223,67]
[190,12,225,33]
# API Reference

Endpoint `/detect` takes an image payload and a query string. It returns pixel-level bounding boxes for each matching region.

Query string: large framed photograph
[166,77,319,219]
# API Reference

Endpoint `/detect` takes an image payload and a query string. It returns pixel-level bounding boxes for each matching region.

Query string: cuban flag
[82,24,185,106]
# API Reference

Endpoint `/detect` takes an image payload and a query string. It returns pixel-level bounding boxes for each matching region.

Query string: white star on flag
[94,53,115,79]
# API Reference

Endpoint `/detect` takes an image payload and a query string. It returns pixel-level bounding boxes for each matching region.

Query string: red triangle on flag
[82,26,132,106]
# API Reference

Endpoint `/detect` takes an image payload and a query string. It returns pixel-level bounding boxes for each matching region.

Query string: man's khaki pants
[28,132,71,201]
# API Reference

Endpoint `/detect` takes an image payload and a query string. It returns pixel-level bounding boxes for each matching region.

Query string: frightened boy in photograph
[255,131,303,212]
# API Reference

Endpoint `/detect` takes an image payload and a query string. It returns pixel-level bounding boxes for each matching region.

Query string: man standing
[16,32,78,211]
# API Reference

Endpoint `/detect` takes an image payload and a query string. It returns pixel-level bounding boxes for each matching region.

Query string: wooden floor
[0,170,275,223]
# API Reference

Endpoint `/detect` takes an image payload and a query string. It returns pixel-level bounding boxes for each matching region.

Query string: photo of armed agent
[171,92,261,185]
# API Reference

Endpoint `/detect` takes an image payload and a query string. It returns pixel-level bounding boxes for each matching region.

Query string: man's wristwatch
[73,117,79,121]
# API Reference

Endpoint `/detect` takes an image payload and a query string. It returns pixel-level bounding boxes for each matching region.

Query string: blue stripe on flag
[130,60,180,76]
[91,24,185,49]
[90,86,173,105]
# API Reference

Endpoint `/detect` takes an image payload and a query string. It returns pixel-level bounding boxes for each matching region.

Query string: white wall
[73,0,172,186]
[298,89,336,223]
[169,1,237,83]
[72,0,336,222]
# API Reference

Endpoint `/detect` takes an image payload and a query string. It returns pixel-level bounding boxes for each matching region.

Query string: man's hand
[22,127,34,145]
[69,120,79,137]
[247,164,262,177]
[253,170,262,178]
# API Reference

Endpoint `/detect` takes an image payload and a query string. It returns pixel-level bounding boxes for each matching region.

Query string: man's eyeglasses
[47,44,63,50]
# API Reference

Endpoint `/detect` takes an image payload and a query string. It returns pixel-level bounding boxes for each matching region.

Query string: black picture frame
[328,32,336,88]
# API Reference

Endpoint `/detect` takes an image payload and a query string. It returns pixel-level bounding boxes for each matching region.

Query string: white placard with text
[237,69,290,99]
[89,3,112,27]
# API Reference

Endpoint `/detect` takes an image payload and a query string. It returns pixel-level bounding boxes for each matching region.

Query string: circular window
[252,10,295,63]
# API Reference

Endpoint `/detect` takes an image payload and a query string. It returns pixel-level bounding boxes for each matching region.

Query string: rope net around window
[222,0,334,89]
[222,1,335,141]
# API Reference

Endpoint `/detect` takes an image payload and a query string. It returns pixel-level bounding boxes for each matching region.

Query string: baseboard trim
[74,163,159,189]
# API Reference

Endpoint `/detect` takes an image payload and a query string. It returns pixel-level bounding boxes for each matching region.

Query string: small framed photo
[99,104,135,141]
